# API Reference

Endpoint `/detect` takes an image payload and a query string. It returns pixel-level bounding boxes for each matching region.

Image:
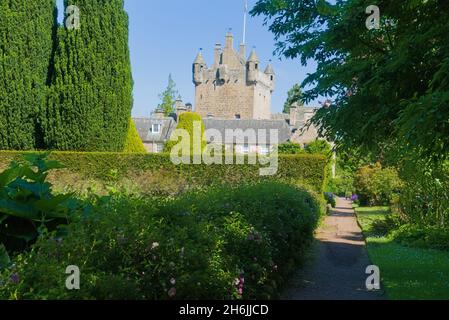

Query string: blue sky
[57,0,319,117]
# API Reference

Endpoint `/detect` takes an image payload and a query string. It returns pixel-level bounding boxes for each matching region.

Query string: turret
[264,63,275,91]
[175,95,188,117]
[193,51,207,85]
[247,48,259,83]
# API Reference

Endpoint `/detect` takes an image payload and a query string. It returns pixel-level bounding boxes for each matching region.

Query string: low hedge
[0,182,322,300]
[0,151,328,195]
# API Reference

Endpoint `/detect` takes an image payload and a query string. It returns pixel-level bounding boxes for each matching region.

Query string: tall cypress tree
[44,0,133,151]
[0,0,56,150]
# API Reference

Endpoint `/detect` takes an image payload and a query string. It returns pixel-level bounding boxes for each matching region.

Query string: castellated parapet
[193,32,275,120]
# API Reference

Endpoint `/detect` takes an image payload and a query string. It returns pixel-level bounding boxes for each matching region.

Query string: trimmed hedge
[0,182,322,300]
[0,151,328,195]
[123,119,147,153]
[164,112,207,154]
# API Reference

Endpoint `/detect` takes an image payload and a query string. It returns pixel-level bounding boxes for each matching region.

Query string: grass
[355,207,449,300]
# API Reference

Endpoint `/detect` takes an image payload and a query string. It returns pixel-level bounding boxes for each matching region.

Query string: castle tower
[193,51,207,85]
[247,48,259,83]
[193,33,275,120]
[264,63,275,92]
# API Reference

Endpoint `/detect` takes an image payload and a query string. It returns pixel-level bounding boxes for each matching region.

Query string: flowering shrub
[0,182,322,300]
[354,163,402,206]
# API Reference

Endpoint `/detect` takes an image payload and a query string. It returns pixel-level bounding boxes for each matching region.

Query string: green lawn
[355,207,449,300]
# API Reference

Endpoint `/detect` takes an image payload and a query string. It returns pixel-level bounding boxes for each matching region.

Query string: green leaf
[34,194,73,218]
[0,244,11,271]
[0,163,21,188]
[0,199,41,220]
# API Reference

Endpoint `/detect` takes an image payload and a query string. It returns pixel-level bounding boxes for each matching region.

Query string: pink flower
[238,288,243,295]
[168,287,177,298]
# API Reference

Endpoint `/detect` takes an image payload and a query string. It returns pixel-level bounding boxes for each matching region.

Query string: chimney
[289,103,298,127]
[175,96,187,117]
[214,43,222,66]
[239,43,246,59]
[225,32,234,49]
[154,108,165,119]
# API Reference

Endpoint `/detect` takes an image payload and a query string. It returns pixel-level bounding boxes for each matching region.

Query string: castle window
[207,114,214,119]
[151,124,161,134]
[271,76,274,81]
[255,64,258,70]
[235,114,241,119]
[259,146,270,155]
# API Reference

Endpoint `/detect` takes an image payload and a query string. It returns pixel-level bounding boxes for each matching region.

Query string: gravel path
[282,198,386,300]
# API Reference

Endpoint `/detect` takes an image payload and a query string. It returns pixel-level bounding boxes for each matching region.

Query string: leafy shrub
[305,140,332,156]
[354,163,402,206]
[0,152,328,195]
[389,224,449,251]
[164,112,206,155]
[327,176,354,197]
[123,119,147,153]
[393,160,449,228]
[278,142,303,154]
[0,154,78,256]
[0,182,322,300]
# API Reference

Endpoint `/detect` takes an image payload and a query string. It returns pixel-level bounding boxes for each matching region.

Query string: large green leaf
[0,163,21,188]
[34,194,73,218]
[9,179,51,198]
[0,199,41,220]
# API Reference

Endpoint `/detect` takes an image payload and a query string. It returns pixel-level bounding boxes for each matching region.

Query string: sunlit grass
[356,207,449,300]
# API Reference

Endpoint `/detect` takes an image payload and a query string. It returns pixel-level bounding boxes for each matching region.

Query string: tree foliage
[44,0,133,151]
[283,84,304,114]
[158,74,178,116]
[0,0,56,150]
[251,0,449,161]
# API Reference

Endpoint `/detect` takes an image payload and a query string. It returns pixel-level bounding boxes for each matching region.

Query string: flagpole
[243,0,248,45]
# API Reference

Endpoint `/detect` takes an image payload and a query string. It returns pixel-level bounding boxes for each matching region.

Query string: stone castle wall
[193,33,273,120]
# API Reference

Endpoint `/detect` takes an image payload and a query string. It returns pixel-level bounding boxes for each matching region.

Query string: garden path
[282,198,386,300]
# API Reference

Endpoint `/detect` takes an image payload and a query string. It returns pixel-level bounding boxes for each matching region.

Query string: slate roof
[133,117,177,143]
[203,119,291,145]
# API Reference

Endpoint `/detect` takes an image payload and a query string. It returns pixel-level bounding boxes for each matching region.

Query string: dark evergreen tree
[0,0,56,150]
[44,0,133,151]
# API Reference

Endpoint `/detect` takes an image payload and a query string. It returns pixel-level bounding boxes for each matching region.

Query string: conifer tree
[44,0,133,151]
[0,0,56,150]
[158,74,178,116]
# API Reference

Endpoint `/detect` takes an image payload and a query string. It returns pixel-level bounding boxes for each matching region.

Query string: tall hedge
[44,0,133,151]
[0,151,328,194]
[0,0,56,150]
